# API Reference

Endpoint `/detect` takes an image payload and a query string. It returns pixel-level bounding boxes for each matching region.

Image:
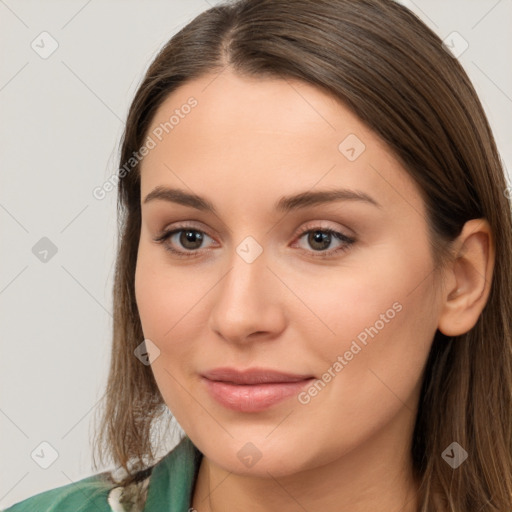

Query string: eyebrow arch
[142,186,382,213]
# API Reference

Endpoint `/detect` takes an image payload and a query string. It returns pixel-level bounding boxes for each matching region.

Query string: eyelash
[152,222,356,260]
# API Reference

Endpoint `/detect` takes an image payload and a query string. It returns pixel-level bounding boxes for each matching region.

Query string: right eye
[153,225,216,258]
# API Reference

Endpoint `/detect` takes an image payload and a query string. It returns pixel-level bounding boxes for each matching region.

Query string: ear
[437,218,495,337]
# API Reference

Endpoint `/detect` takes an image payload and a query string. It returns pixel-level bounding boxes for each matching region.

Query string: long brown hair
[92,0,512,509]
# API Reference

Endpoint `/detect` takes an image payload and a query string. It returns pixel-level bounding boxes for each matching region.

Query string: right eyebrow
[143,186,216,212]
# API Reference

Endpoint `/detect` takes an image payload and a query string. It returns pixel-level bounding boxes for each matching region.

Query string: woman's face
[135,69,443,477]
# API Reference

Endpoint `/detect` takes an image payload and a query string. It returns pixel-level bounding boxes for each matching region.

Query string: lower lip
[202,377,315,412]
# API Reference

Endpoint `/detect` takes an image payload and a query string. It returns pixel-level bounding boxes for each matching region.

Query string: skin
[134,69,494,511]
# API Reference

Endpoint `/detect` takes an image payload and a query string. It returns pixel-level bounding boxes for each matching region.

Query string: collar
[107,435,203,512]
[143,435,203,511]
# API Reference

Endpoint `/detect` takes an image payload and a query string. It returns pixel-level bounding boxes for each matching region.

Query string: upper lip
[201,367,314,385]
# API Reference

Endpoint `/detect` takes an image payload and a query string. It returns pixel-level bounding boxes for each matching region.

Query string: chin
[200,436,320,478]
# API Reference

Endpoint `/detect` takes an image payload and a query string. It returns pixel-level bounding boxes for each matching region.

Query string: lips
[201,367,315,412]
[201,367,314,384]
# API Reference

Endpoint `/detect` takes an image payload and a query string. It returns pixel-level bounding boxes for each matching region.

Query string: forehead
[145,69,373,156]
[139,69,425,221]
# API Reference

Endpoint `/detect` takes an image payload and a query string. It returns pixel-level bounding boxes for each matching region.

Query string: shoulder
[2,436,202,512]
[1,472,116,512]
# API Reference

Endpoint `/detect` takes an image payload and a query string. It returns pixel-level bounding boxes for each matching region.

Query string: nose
[208,245,287,345]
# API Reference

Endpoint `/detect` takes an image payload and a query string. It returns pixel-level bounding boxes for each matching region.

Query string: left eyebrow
[142,186,382,213]
[275,188,382,212]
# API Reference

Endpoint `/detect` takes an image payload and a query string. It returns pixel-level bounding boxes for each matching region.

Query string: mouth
[200,367,315,412]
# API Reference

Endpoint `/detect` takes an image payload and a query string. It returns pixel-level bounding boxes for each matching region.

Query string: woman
[4,0,511,510]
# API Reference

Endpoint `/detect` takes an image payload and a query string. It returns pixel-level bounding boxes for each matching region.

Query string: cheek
[134,252,200,416]
[135,258,169,341]
[295,268,435,458]
[135,247,198,341]
[290,267,405,361]
[302,246,437,396]
[134,247,214,387]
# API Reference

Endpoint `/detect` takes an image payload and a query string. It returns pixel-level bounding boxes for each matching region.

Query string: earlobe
[437,218,495,337]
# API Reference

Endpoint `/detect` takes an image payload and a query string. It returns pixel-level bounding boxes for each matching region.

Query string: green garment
[2,436,203,512]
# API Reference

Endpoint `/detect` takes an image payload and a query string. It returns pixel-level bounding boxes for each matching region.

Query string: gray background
[1,0,511,507]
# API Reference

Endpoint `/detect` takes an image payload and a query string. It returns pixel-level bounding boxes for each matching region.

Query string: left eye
[153,225,355,259]
[294,228,354,256]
